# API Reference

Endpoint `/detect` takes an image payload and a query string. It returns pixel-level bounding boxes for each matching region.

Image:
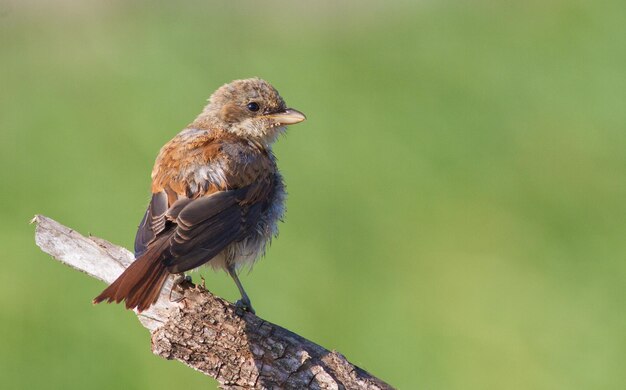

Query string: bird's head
[194,78,306,145]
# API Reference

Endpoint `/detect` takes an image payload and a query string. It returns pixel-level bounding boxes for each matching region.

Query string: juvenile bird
[93,78,306,312]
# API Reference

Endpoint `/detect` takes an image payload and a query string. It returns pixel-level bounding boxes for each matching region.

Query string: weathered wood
[32,215,394,390]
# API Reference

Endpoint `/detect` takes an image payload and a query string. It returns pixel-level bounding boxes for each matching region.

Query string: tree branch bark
[32,215,394,390]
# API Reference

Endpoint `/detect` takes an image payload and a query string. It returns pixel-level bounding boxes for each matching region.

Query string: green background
[1,1,625,389]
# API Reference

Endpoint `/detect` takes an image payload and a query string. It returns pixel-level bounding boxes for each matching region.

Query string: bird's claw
[234,298,255,315]
[169,274,193,303]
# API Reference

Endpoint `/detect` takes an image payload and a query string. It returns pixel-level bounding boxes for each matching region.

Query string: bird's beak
[267,108,306,125]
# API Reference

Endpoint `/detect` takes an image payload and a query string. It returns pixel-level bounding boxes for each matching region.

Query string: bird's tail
[93,236,170,312]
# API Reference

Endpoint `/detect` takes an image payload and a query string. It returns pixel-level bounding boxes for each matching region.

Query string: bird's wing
[164,180,271,273]
[134,181,271,273]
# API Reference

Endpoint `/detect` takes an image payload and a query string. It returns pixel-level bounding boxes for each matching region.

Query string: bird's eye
[246,102,260,112]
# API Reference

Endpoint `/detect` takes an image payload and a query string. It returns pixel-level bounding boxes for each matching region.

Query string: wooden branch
[32,215,394,390]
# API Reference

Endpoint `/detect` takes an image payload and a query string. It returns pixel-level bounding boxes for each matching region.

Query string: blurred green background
[1,0,625,389]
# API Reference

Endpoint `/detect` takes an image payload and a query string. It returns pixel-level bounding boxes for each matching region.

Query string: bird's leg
[169,273,192,302]
[227,265,255,314]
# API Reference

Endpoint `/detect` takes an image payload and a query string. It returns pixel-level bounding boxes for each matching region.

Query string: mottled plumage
[94,78,305,312]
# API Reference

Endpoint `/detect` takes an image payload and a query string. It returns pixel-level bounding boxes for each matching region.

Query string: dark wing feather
[134,191,168,256]
[176,190,243,227]
[165,197,193,220]
[163,184,268,274]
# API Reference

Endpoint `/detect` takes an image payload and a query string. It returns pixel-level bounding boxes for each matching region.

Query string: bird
[93,78,306,313]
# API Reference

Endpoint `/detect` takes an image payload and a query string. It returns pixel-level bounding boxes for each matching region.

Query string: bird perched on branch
[94,78,306,312]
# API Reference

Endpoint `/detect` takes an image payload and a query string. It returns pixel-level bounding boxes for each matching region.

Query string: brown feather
[93,234,171,311]
[134,191,168,256]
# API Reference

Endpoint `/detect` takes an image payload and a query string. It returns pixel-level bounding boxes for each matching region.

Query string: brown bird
[93,78,306,312]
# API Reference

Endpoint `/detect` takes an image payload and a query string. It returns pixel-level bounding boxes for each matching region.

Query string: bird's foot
[234,297,255,316]
[169,274,193,302]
